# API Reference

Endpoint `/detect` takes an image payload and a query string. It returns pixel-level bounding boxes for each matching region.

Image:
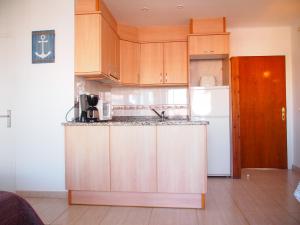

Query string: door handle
[282,107,285,121]
[0,110,11,128]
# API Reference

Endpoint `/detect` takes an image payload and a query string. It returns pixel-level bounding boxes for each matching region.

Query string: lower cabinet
[65,126,110,191]
[157,125,207,193]
[110,126,157,192]
[65,124,207,208]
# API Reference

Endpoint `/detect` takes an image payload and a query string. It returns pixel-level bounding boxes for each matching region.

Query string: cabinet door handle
[160,73,163,83]
[165,73,168,83]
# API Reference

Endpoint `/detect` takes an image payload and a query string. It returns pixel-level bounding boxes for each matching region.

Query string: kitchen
[63,0,232,208]
[0,0,300,224]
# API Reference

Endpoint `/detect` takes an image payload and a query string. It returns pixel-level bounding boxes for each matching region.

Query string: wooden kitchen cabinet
[157,125,207,193]
[164,42,188,84]
[110,126,157,192]
[140,42,164,84]
[65,124,207,208]
[65,126,110,191]
[120,40,140,84]
[188,34,229,57]
[75,0,99,13]
[75,13,120,79]
[75,14,100,74]
[140,42,188,85]
[101,17,120,79]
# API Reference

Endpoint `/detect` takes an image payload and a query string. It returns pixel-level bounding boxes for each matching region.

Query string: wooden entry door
[231,56,287,177]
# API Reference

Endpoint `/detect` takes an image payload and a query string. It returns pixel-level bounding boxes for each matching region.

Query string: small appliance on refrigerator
[190,86,231,176]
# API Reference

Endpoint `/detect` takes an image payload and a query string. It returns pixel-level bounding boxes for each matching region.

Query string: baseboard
[70,190,205,209]
[292,165,300,173]
[16,191,67,199]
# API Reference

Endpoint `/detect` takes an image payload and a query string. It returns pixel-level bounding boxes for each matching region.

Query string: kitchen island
[64,119,208,208]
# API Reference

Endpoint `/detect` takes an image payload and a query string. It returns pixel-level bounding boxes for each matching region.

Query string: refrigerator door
[190,86,231,176]
[190,86,229,117]
[206,117,231,176]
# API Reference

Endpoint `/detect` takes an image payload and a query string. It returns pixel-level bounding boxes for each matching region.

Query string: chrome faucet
[151,108,168,121]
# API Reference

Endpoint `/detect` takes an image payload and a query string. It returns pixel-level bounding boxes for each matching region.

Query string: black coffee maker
[79,94,99,122]
[86,95,99,122]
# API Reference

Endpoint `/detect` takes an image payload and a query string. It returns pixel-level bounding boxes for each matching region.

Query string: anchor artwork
[32,30,55,63]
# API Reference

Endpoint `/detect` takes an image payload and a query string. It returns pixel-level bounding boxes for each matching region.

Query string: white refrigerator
[190,86,231,176]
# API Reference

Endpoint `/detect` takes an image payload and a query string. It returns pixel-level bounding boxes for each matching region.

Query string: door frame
[231,56,241,178]
[230,56,287,178]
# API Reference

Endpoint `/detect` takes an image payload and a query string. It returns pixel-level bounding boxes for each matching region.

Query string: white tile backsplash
[112,87,188,106]
[73,79,188,117]
[111,86,188,117]
[174,89,188,104]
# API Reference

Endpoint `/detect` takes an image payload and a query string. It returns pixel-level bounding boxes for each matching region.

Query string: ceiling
[103,0,300,27]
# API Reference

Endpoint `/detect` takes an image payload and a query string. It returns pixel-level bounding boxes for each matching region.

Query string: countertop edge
[62,121,209,126]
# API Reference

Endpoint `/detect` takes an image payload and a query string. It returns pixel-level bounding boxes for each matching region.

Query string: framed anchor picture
[32,30,55,63]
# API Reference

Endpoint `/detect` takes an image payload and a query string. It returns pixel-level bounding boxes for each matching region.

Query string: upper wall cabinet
[188,34,229,59]
[164,42,188,84]
[75,14,100,75]
[139,42,188,85]
[140,43,164,85]
[75,0,99,13]
[75,13,120,79]
[101,17,120,79]
[189,18,226,34]
[120,40,140,84]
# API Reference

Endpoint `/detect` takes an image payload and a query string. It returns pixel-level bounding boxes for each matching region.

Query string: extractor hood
[75,73,120,85]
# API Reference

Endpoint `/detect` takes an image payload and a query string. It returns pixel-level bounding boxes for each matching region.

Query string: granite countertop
[63,116,209,126]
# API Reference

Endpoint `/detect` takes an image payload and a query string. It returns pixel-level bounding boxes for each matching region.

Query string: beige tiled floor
[26,169,300,225]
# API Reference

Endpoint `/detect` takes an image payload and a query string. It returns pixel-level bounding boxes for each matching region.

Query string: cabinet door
[157,125,207,194]
[120,40,140,84]
[210,34,229,54]
[109,29,119,79]
[101,18,120,79]
[110,126,157,192]
[101,17,113,76]
[189,34,229,56]
[140,43,164,84]
[164,42,188,84]
[113,31,120,80]
[75,14,100,74]
[75,0,98,13]
[65,126,110,191]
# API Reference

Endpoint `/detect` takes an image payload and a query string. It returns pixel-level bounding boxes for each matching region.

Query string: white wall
[1,0,74,191]
[228,26,294,169]
[291,26,300,168]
